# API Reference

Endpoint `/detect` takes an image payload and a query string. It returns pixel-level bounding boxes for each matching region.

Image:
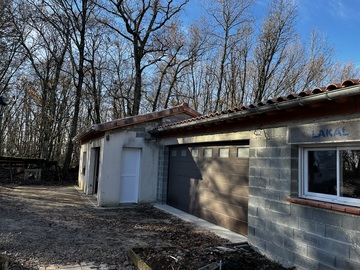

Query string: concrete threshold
[154,204,247,244]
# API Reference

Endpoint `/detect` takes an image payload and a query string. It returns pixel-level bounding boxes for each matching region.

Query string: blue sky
[295,0,360,65]
[182,0,360,65]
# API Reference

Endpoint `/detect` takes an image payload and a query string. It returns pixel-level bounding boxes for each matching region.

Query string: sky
[182,0,360,66]
[294,0,360,65]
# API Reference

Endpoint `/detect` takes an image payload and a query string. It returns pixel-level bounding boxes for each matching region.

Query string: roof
[151,79,360,136]
[74,103,200,143]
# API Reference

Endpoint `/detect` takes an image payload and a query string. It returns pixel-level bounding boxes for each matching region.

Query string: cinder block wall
[248,126,360,269]
[156,145,169,204]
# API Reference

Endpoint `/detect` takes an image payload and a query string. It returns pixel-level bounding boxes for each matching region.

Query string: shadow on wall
[167,142,249,235]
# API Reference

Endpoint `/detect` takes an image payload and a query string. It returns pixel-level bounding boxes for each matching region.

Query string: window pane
[237,147,249,158]
[191,149,199,158]
[219,148,229,158]
[340,150,360,198]
[307,150,336,195]
[204,148,212,158]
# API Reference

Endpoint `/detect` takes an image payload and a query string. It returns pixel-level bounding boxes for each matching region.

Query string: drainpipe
[153,85,360,133]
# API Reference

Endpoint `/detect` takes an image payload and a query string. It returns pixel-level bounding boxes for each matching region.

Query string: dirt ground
[0,184,295,270]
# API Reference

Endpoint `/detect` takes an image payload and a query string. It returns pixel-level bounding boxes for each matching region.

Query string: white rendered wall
[79,130,159,207]
[78,138,103,195]
[78,144,86,191]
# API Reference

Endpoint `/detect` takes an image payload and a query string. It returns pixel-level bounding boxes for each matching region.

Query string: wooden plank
[126,249,152,270]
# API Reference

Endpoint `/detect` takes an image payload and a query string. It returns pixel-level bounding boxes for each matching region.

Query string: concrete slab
[154,204,248,244]
[76,187,138,210]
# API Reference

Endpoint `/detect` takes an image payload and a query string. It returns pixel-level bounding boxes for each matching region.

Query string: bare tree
[82,23,111,125]
[223,22,253,107]
[54,0,97,175]
[252,0,297,102]
[97,0,189,116]
[0,0,24,155]
[0,0,23,94]
[205,0,253,111]
[149,21,207,111]
[104,38,135,119]
[327,61,360,84]
[11,0,71,160]
[0,0,352,175]
[299,29,335,91]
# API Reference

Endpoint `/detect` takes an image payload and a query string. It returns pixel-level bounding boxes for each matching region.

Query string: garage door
[167,142,249,235]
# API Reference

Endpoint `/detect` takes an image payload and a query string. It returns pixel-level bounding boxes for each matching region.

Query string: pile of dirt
[0,185,295,270]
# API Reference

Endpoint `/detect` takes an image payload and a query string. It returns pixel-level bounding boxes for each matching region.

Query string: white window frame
[300,145,360,207]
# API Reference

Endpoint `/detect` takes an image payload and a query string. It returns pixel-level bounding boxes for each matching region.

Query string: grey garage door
[167,142,249,235]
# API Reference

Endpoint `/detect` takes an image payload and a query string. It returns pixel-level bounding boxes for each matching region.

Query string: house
[76,79,360,269]
[149,79,360,269]
[74,103,200,206]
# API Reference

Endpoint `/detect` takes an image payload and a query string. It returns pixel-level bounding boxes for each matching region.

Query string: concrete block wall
[156,145,169,203]
[290,204,360,269]
[248,126,360,269]
[248,126,294,265]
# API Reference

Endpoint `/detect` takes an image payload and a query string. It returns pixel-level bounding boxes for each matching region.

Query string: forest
[0,0,358,174]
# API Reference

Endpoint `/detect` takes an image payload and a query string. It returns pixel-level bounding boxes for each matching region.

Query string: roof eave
[151,85,360,134]
[73,102,201,143]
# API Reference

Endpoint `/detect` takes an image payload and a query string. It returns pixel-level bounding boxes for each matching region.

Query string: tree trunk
[62,0,88,176]
[132,42,142,116]
[62,66,84,178]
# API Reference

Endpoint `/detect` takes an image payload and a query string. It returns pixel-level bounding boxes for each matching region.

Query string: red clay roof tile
[152,79,360,133]
[74,102,200,142]
[326,83,342,90]
[286,93,298,99]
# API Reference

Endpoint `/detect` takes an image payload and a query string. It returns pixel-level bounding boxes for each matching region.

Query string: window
[204,148,213,158]
[301,146,360,206]
[171,150,177,157]
[191,149,199,158]
[237,147,249,158]
[219,148,229,158]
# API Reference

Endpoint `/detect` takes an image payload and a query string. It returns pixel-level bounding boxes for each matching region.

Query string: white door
[120,148,141,203]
